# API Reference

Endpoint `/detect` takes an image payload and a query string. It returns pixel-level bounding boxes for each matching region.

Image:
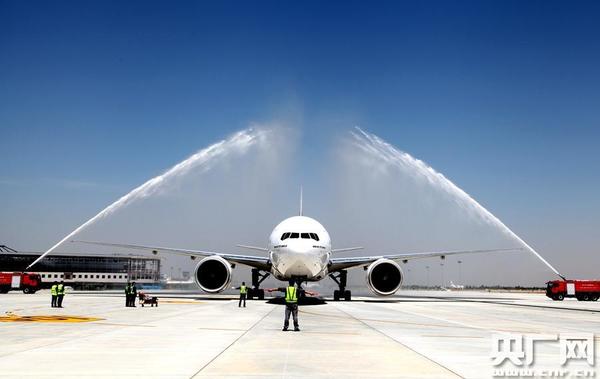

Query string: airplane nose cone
[275,250,325,278]
[286,240,313,253]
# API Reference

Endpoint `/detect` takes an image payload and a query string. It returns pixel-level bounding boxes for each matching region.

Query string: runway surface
[1,290,599,378]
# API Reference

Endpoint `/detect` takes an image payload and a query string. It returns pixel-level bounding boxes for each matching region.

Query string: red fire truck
[0,272,42,294]
[546,280,600,301]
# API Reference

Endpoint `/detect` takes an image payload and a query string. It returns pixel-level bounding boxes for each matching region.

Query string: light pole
[440,263,445,288]
[425,266,430,288]
[457,260,462,285]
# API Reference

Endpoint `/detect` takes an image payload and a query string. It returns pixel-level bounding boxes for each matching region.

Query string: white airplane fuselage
[267,216,331,281]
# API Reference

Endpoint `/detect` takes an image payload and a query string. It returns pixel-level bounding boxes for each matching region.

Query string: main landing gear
[247,268,270,300]
[329,270,351,301]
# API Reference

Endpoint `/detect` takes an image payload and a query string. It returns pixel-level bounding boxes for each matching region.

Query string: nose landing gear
[329,270,351,301]
[248,269,270,300]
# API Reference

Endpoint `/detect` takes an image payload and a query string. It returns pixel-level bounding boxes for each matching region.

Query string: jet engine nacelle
[194,255,233,293]
[366,258,403,296]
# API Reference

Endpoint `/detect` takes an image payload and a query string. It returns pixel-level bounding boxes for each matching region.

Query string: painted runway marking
[191,306,277,378]
[379,300,600,335]
[0,315,103,323]
[392,295,600,313]
[301,308,467,329]
[333,303,465,379]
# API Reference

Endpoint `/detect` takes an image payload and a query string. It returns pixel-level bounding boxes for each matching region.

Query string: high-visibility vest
[285,286,297,303]
[57,284,65,295]
[240,285,247,295]
[125,285,131,294]
[51,285,58,295]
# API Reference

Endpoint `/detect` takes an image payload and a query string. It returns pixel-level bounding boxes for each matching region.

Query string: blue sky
[1,1,599,280]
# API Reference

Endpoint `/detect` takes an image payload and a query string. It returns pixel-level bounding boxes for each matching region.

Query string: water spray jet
[349,127,565,280]
[27,128,267,269]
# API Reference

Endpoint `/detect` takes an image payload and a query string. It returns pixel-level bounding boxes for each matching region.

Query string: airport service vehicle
[74,194,519,301]
[0,272,42,294]
[138,292,159,307]
[546,280,600,301]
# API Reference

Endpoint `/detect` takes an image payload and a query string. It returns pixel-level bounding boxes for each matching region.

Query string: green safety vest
[125,285,131,294]
[285,286,297,303]
[57,284,65,295]
[240,285,247,294]
[51,285,58,295]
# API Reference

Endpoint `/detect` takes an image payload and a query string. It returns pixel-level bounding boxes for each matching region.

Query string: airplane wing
[236,244,269,252]
[72,240,271,271]
[328,247,522,272]
[331,247,364,253]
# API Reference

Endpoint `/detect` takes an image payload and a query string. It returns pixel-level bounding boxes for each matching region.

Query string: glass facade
[0,252,161,282]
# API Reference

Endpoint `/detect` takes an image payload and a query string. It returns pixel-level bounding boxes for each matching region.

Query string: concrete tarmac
[1,290,599,378]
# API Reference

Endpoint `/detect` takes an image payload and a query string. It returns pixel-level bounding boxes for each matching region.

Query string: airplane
[74,192,520,301]
[449,281,465,290]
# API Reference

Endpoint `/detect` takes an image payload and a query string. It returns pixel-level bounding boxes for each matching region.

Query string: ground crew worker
[57,281,65,308]
[130,282,137,307]
[124,282,131,307]
[236,282,248,308]
[50,281,58,307]
[267,280,317,332]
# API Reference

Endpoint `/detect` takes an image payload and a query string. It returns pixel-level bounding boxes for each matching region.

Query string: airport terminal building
[0,245,161,289]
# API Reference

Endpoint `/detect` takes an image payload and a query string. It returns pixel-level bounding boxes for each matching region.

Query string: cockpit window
[284,232,320,240]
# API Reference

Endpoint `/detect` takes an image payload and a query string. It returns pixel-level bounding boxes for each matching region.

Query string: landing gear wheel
[344,290,351,301]
[250,269,270,301]
[330,271,348,302]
